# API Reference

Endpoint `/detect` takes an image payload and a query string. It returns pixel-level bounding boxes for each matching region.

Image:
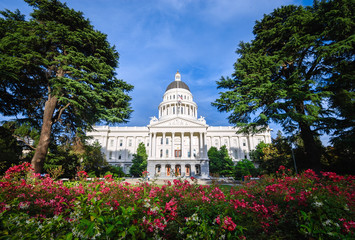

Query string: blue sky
[1,0,323,142]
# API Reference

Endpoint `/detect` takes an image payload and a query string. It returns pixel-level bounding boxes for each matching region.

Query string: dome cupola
[165,70,190,92]
[159,71,197,120]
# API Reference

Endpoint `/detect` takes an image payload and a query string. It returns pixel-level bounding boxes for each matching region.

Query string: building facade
[87,71,271,178]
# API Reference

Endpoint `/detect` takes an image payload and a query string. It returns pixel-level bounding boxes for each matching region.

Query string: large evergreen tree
[0,0,133,173]
[213,0,354,171]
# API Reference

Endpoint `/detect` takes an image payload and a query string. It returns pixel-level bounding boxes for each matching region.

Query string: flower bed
[0,163,354,239]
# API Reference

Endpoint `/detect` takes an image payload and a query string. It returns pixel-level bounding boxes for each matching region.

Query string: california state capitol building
[87,71,271,178]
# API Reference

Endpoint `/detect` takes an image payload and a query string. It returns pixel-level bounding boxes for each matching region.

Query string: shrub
[0,164,353,239]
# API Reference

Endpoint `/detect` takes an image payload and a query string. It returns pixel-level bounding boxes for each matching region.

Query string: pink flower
[216,215,237,231]
[104,174,113,182]
[278,165,286,171]
[77,171,88,179]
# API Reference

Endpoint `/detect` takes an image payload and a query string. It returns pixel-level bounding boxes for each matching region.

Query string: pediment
[149,117,207,128]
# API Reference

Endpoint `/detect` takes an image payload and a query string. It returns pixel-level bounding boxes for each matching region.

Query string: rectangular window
[161,138,163,145]
[175,150,181,157]
[109,151,113,159]
[110,139,114,147]
[166,138,169,144]
[129,139,132,147]
[166,149,169,157]
[243,140,246,147]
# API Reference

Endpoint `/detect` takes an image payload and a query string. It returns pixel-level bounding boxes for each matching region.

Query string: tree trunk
[298,122,322,172]
[295,101,322,172]
[31,95,58,173]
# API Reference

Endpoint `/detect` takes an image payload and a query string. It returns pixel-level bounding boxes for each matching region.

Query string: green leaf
[106,225,115,235]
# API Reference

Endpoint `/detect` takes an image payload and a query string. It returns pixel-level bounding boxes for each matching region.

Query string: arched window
[155,165,161,175]
[195,164,201,175]
[166,165,171,176]
[175,165,181,176]
[185,165,191,176]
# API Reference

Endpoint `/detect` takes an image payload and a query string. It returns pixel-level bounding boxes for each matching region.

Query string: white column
[181,132,184,158]
[190,132,193,159]
[228,136,232,156]
[171,132,175,158]
[115,137,119,160]
[238,137,242,159]
[153,133,157,159]
[204,133,208,158]
[199,132,203,158]
[249,136,254,150]
[149,132,153,157]
[162,132,166,158]
[124,137,128,159]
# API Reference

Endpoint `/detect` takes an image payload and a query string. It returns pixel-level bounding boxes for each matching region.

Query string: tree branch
[13,134,36,150]
[53,102,71,123]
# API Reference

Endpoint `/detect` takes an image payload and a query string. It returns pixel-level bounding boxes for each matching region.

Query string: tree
[250,141,269,165]
[0,0,133,173]
[129,142,148,177]
[234,159,257,180]
[317,0,355,159]
[43,144,80,178]
[208,145,234,177]
[80,141,108,176]
[0,126,22,174]
[250,131,294,174]
[213,0,354,171]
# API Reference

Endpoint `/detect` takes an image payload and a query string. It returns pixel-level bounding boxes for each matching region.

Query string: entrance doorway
[175,165,181,176]
[185,165,191,176]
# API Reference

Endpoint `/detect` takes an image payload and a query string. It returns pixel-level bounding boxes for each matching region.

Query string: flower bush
[0,163,354,239]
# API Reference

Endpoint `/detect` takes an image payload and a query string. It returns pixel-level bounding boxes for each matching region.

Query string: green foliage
[105,165,126,178]
[208,145,234,177]
[234,159,257,180]
[0,126,22,175]
[213,0,355,171]
[43,145,79,179]
[129,142,147,177]
[250,141,269,163]
[0,0,133,172]
[80,141,108,177]
[250,131,297,175]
